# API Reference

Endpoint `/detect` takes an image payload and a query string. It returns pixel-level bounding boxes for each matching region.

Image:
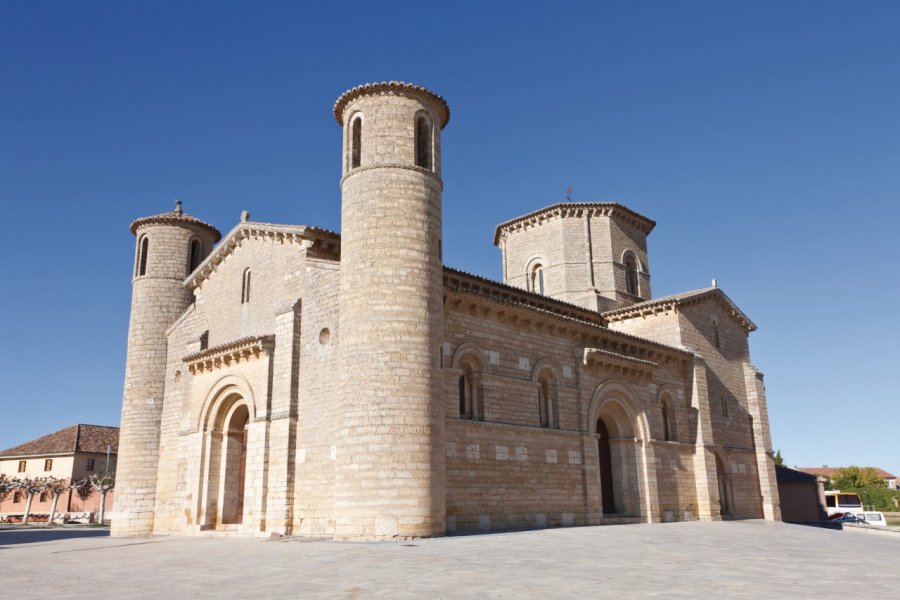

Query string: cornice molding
[583,347,657,380]
[183,335,275,375]
[333,81,450,128]
[493,202,656,245]
[603,287,756,333]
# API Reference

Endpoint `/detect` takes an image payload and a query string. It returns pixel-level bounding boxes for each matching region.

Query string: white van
[824,491,864,518]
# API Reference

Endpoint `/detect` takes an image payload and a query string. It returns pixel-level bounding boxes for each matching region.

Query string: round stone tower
[112,201,220,536]
[333,82,450,540]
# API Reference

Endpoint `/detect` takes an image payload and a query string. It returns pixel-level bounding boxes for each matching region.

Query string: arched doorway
[220,404,249,525]
[596,417,616,514]
[201,393,251,529]
[591,397,643,518]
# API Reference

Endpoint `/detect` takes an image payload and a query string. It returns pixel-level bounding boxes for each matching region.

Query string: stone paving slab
[2,520,898,598]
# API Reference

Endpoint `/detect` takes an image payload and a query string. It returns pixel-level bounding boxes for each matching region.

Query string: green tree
[773,450,784,467]
[832,466,884,490]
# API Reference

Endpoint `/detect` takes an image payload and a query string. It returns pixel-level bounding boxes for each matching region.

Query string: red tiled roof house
[0,424,118,522]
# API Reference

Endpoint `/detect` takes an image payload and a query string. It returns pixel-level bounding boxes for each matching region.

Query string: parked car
[860,512,888,528]
[828,512,864,524]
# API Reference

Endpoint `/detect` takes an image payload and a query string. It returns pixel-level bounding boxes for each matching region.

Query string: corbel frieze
[183,335,275,375]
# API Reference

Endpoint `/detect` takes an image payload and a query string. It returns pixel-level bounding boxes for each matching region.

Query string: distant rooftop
[0,424,119,458]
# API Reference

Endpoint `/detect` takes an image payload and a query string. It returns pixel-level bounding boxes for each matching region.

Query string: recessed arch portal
[197,380,256,529]
[589,384,646,519]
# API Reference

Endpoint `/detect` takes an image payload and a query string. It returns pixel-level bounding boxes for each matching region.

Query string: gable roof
[796,466,896,480]
[0,424,119,458]
[602,286,757,333]
[493,202,656,246]
[186,220,341,290]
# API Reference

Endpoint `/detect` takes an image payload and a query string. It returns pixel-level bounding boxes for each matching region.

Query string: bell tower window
[137,236,149,277]
[415,114,432,170]
[188,238,203,274]
[350,116,362,169]
[624,254,638,296]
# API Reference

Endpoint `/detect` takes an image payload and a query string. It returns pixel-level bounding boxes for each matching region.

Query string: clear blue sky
[1,2,898,475]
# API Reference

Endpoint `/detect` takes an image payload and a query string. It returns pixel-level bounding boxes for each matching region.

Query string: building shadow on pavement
[0,528,110,546]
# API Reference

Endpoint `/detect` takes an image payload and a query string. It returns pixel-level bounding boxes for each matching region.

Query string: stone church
[112,81,781,540]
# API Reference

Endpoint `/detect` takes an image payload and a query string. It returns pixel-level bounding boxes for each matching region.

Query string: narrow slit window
[530,264,545,295]
[721,395,729,418]
[662,402,671,441]
[351,116,362,169]
[415,115,432,169]
[137,236,149,276]
[241,269,252,304]
[458,375,467,417]
[714,321,721,349]
[538,380,554,428]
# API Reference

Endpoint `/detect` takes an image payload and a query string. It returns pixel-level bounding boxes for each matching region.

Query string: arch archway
[199,385,254,529]
[589,387,645,518]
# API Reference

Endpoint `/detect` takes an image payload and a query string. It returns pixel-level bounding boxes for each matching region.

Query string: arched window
[188,238,203,274]
[624,254,638,296]
[458,373,476,419]
[538,378,555,428]
[661,398,673,442]
[457,360,483,420]
[137,236,149,277]
[350,116,362,169]
[529,264,545,295]
[241,268,251,304]
[415,114,432,170]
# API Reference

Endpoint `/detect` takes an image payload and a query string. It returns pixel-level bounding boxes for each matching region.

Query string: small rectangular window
[44,458,53,471]
[13,492,22,503]
[826,496,836,508]
[86,458,95,472]
[39,492,49,503]
[18,460,26,472]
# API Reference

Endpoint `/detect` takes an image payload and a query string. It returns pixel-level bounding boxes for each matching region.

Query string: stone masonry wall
[112,220,216,537]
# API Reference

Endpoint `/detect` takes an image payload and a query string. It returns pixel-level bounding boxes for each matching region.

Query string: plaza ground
[2,521,898,598]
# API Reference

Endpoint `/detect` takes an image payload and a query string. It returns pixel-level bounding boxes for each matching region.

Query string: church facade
[111,82,781,540]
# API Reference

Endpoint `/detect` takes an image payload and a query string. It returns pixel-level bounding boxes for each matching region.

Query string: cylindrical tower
[333,81,450,540]
[112,201,220,536]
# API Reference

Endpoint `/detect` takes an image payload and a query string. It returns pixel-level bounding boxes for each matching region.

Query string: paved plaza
[2,521,898,598]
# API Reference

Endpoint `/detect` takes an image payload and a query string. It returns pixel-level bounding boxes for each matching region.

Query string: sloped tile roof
[775,465,820,483]
[602,286,757,333]
[797,466,896,479]
[0,424,118,457]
